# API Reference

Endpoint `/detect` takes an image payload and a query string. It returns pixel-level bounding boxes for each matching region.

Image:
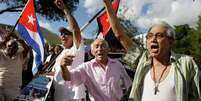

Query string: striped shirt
[123,46,201,101]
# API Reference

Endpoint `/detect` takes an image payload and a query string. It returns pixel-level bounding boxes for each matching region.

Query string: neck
[63,43,73,49]
[96,57,108,70]
[153,54,170,67]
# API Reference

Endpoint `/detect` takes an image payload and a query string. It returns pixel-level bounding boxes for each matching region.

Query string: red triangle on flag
[19,0,37,32]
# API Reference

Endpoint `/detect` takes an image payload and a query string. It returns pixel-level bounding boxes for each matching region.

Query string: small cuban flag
[17,0,45,75]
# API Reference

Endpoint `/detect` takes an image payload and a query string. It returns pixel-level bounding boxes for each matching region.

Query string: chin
[96,56,104,61]
[149,52,160,57]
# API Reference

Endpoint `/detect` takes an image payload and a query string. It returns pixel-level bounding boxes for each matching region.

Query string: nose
[97,46,102,50]
[60,34,65,38]
[150,35,157,42]
[96,46,105,51]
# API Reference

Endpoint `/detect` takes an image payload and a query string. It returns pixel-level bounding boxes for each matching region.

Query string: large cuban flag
[17,0,45,75]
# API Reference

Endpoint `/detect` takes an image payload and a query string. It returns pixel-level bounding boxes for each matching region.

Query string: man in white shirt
[53,0,86,101]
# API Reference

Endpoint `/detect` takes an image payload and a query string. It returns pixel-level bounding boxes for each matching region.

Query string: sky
[0,0,201,39]
[84,0,201,30]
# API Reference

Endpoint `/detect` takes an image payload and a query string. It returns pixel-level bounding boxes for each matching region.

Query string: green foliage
[173,16,201,65]
[190,16,201,64]
[40,27,61,45]
[84,38,94,45]
[173,24,193,55]
[0,0,79,21]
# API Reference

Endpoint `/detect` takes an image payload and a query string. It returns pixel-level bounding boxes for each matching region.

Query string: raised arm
[17,39,29,58]
[103,0,134,51]
[55,0,81,48]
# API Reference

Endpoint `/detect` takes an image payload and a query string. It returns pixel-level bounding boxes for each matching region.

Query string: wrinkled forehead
[91,39,109,50]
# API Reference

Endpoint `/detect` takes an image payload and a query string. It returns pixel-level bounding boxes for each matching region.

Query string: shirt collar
[91,57,116,66]
[170,51,178,62]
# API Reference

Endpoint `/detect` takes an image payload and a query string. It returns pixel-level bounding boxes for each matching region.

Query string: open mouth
[151,44,159,49]
[150,44,159,53]
[97,53,104,56]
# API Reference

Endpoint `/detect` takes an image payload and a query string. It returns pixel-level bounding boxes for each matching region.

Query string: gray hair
[148,21,175,39]
[91,38,109,50]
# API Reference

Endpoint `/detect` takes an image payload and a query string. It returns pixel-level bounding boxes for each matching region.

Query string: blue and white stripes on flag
[17,0,45,75]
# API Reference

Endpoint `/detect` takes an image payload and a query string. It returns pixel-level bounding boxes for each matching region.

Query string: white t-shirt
[53,42,86,101]
[45,55,52,63]
[141,66,176,101]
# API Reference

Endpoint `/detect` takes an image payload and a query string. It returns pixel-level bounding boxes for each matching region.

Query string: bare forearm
[63,9,81,47]
[61,65,71,81]
[63,9,80,34]
[54,0,81,48]
[103,0,134,51]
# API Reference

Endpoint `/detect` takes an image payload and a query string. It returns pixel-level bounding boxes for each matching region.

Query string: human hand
[54,0,67,10]
[60,55,75,69]
[103,0,112,3]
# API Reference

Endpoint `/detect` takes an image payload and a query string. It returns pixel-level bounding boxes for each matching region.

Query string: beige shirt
[0,46,25,100]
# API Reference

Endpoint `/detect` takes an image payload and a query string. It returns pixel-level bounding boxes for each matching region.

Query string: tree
[0,0,79,21]
[190,16,201,65]
[173,24,194,55]
[173,16,201,65]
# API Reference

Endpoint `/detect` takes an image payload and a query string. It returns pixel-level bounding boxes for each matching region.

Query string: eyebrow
[148,32,166,35]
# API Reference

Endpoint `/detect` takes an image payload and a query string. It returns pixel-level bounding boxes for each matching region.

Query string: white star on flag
[106,18,109,22]
[28,14,35,25]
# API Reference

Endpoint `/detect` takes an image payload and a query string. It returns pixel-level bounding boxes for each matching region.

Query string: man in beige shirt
[0,29,28,101]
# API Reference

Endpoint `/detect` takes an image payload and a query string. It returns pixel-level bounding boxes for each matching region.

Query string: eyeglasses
[146,32,167,39]
[60,32,72,37]
[60,32,67,36]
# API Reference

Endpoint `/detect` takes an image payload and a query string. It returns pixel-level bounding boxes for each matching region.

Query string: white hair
[148,21,175,39]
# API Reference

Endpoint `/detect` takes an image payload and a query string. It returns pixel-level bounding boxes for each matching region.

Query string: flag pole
[80,7,105,32]
[80,0,116,32]
[11,0,31,32]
